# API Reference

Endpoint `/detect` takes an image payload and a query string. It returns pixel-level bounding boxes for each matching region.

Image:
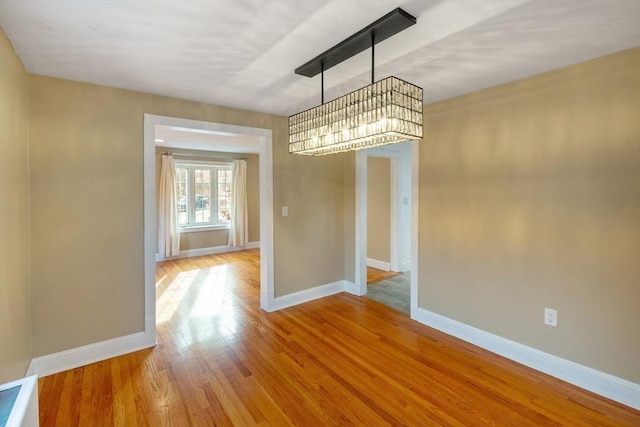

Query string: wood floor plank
[38,249,640,426]
[367,266,400,284]
[281,305,485,426]
[52,370,74,427]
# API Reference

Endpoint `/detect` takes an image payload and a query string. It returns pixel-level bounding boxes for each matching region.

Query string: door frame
[143,114,275,344]
[353,141,419,318]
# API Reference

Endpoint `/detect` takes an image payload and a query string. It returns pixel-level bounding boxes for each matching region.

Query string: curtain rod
[157,151,249,161]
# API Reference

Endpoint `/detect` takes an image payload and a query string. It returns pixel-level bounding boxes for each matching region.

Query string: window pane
[194,169,211,223]
[218,169,232,223]
[175,167,188,225]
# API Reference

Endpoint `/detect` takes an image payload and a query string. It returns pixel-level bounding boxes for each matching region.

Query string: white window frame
[174,160,232,232]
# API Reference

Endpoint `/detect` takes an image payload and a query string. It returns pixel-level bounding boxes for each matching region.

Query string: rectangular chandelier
[288,8,423,156]
[288,76,423,155]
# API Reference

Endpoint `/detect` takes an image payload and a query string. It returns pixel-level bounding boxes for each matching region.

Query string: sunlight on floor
[156,269,197,324]
[155,274,167,288]
[189,265,228,318]
[156,263,241,348]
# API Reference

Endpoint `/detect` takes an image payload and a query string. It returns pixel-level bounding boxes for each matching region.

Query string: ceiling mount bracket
[294,8,416,78]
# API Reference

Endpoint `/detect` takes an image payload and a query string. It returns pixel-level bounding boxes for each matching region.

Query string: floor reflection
[156,260,246,350]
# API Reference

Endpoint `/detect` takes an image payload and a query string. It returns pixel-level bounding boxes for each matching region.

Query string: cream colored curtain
[228,159,248,247]
[158,155,180,257]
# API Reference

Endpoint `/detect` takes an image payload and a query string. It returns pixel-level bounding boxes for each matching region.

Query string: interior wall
[272,137,346,298]
[419,48,640,383]
[28,75,345,356]
[0,28,32,382]
[368,143,413,272]
[396,143,412,272]
[154,148,260,252]
[367,157,391,264]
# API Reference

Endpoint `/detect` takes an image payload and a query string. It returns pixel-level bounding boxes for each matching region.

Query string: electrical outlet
[544,308,558,327]
[282,206,288,217]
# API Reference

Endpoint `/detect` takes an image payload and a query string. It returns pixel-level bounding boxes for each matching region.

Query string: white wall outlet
[282,206,288,217]
[544,308,558,327]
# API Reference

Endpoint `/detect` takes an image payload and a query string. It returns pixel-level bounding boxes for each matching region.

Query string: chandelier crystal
[289,76,423,155]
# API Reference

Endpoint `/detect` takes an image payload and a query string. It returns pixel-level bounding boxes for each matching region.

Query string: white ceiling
[1,0,639,119]
[154,125,261,153]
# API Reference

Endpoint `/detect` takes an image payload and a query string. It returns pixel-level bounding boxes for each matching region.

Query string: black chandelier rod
[371,30,375,84]
[321,62,324,104]
[320,27,379,104]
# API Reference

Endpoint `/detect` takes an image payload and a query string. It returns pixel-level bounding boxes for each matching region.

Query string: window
[175,162,232,230]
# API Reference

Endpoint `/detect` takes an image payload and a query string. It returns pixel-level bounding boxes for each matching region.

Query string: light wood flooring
[38,249,640,426]
[366,266,399,284]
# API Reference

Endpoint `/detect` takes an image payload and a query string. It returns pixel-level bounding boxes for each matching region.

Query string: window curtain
[228,159,248,247]
[158,155,180,257]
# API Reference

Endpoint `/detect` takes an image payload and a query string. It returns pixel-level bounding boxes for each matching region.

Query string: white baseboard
[343,280,362,296]
[156,241,260,261]
[367,258,391,271]
[413,307,640,410]
[28,317,156,378]
[401,260,411,272]
[270,280,346,311]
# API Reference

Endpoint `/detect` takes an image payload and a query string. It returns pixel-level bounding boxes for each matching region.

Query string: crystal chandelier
[289,9,423,156]
[289,76,422,155]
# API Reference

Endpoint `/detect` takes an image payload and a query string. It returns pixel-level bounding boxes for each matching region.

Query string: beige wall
[272,137,345,297]
[419,48,640,382]
[246,152,260,244]
[367,157,391,264]
[154,149,260,252]
[0,28,32,382]
[29,75,345,356]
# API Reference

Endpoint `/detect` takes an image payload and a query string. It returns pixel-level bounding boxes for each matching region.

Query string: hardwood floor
[366,266,399,284]
[38,249,639,426]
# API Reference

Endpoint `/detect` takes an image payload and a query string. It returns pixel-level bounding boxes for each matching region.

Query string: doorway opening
[353,141,418,317]
[143,114,276,345]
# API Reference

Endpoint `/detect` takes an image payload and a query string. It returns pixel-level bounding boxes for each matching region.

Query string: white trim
[353,150,368,296]
[402,260,411,271]
[356,143,417,301]
[28,317,156,378]
[245,241,260,250]
[413,307,640,410]
[143,117,157,350]
[173,159,232,166]
[343,281,358,295]
[409,140,419,319]
[367,258,391,272]
[179,225,229,233]
[389,157,399,272]
[258,134,275,311]
[267,280,346,312]
[155,242,260,261]
[367,148,402,159]
[0,375,39,427]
